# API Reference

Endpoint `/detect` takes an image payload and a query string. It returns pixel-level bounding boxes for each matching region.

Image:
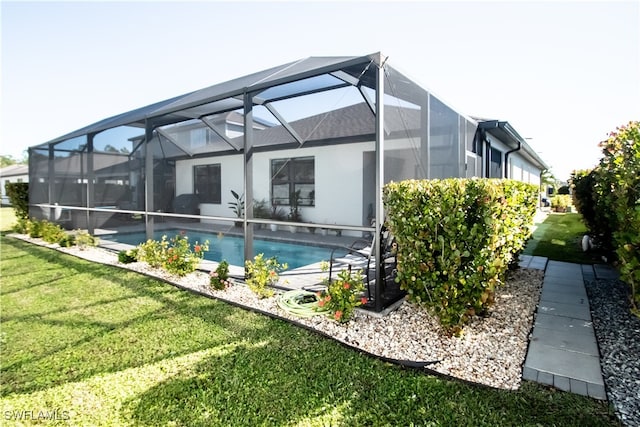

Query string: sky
[1,0,638,181]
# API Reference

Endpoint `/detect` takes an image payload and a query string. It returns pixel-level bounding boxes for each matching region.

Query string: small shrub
[74,229,99,250]
[210,260,231,290]
[58,234,76,248]
[12,217,30,234]
[550,195,572,212]
[162,234,208,276]
[136,234,208,276]
[318,268,366,323]
[118,248,138,264]
[245,253,287,298]
[27,218,45,238]
[137,237,167,268]
[252,199,270,219]
[41,221,67,244]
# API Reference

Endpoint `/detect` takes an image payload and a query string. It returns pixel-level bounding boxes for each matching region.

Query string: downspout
[503,140,521,179]
[482,129,491,178]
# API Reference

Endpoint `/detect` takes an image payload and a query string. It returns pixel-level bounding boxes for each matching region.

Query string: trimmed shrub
[600,121,640,315]
[383,178,538,332]
[5,182,29,219]
[571,121,640,316]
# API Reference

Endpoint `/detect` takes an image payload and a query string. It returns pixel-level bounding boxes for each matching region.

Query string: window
[489,147,502,178]
[194,164,221,203]
[271,157,314,206]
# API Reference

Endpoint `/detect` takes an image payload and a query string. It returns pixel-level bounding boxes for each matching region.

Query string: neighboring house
[27,52,548,251]
[0,164,29,206]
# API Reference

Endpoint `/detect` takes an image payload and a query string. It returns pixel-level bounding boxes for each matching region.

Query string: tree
[0,153,28,167]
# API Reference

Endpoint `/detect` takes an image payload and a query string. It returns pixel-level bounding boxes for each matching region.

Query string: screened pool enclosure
[29,53,544,311]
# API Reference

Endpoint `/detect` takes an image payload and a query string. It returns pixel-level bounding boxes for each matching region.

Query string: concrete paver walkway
[521,257,607,400]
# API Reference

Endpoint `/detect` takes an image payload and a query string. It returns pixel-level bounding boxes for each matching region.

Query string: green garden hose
[277,289,328,318]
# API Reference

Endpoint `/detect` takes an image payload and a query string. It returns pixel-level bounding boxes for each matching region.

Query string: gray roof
[239,102,420,148]
[0,164,29,177]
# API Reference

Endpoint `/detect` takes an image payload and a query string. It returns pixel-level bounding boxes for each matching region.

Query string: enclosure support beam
[144,122,154,240]
[420,96,429,179]
[243,92,255,269]
[48,144,55,221]
[201,117,241,151]
[374,60,385,313]
[264,103,305,146]
[86,134,95,235]
[359,85,376,116]
[156,128,193,157]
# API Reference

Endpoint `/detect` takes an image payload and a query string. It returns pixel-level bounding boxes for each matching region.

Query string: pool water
[103,230,334,269]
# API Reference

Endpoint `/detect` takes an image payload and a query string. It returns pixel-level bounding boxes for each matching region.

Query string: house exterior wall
[484,133,543,185]
[175,141,375,227]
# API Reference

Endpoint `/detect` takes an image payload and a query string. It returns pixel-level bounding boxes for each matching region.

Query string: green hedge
[5,182,29,219]
[383,178,538,331]
[572,121,640,316]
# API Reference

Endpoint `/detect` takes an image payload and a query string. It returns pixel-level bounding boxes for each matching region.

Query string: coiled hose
[277,289,329,318]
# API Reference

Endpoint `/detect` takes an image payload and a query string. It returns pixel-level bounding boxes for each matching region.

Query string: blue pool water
[103,230,334,269]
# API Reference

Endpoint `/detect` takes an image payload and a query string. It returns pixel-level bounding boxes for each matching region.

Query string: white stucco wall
[174,133,542,228]
[485,133,543,185]
[175,141,375,227]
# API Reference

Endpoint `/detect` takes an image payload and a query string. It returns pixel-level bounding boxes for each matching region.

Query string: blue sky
[1,1,638,180]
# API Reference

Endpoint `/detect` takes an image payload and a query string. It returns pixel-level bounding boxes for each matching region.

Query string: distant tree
[1,153,28,166]
[1,155,18,167]
[557,185,571,195]
[540,169,556,186]
[103,144,119,153]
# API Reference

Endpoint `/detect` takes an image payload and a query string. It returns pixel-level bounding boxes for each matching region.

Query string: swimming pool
[102,230,334,269]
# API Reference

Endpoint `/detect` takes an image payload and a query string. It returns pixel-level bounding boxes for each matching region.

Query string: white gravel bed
[10,234,543,390]
[585,277,640,427]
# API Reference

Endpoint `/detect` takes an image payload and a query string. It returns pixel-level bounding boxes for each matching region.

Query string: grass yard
[0,207,17,233]
[0,237,619,426]
[524,212,604,264]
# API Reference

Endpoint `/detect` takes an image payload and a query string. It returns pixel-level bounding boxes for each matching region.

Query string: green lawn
[0,238,619,426]
[524,212,604,264]
[0,207,17,232]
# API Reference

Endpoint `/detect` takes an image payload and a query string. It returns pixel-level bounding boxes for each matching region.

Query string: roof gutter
[499,121,524,178]
[503,139,521,179]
